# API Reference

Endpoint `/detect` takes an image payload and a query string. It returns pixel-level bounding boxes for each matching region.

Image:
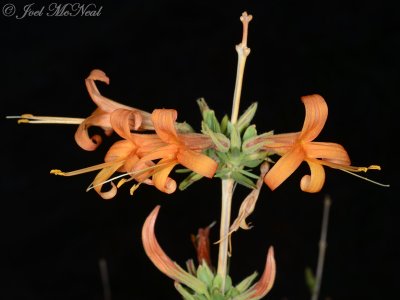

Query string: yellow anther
[117,178,128,188]
[368,165,381,170]
[50,169,65,176]
[17,119,29,124]
[20,114,34,118]
[130,183,141,195]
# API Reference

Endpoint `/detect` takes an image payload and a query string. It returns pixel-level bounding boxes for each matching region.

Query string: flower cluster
[9,11,385,300]
[15,69,379,201]
[50,69,218,199]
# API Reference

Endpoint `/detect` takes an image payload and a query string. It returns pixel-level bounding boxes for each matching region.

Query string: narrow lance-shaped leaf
[237,102,258,133]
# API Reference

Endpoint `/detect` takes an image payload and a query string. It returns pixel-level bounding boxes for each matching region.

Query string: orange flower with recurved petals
[131,109,218,194]
[263,94,380,193]
[75,69,154,151]
[52,108,218,199]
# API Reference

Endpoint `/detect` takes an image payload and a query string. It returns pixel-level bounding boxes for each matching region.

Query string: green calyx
[175,262,260,300]
[178,98,272,190]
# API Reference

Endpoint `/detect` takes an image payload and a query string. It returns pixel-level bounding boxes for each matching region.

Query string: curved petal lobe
[74,109,112,151]
[264,146,304,191]
[305,142,351,165]
[152,159,178,194]
[151,109,179,144]
[110,108,143,141]
[177,149,217,178]
[301,160,325,193]
[299,94,328,142]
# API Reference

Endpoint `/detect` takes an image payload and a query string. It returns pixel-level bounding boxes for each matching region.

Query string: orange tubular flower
[131,109,218,194]
[52,108,217,199]
[51,108,148,199]
[263,94,380,193]
[75,69,154,151]
[142,206,209,295]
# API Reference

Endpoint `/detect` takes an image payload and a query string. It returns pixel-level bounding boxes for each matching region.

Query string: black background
[1,1,398,299]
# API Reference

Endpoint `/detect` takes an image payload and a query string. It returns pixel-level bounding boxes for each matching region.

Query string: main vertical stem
[217,12,252,293]
[217,179,235,287]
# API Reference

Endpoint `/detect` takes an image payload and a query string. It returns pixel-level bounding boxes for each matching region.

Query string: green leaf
[179,172,204,190]
[232,172,257,189]
[210,293,225,300]
[197,263,215,287]
[237,102,258,133]
[242,125,257,143]
[220,115,229,134]
[176,121,195,133]
[242,131,274,154]
[202,122,230,152]
[239,169,260,180]
[204,110,221,133]
[228,123,241,150]
[175,282,196,300]
[224,275,232,293]
[241,159,264,168]
[197,98,210,114]
[197,98,221,133]
[212,274,223,291]
[235,272,258,293]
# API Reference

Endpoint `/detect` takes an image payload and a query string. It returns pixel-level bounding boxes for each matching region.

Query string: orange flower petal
[142,206,208,293]
[301,159,325,193]
[180,133,214,151]
[177,149,217,178]
[74,108,113,151]
[137,144,179,163]
[263,132,300,155]
[152,159,178,194]
[264,146,304,190]
[245,246,276,300]
[299,94,328,142]
[92,161,125,199]
[305,142,351,165]
[104,140,136,163]
[142,206,182,278]
[151,109,179,144]
[110,109,143,140]
[134,134,168,157]
[85,69,135,113]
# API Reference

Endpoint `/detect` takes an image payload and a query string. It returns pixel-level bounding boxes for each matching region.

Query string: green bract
[179,99,272,190]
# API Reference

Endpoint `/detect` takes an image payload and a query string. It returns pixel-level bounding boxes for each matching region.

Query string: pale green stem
[230,54,249,124]
[217,12,252,293]
[217,178,235,291]
[311,195,331,300]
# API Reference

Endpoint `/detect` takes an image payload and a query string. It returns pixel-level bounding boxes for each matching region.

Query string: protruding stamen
[6,114,84,125]
[86,161,171,192]
[50,160,124,178]
[339,169,390,187]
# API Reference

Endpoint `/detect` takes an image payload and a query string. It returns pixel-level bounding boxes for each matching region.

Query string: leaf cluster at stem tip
[178,98,273,190]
